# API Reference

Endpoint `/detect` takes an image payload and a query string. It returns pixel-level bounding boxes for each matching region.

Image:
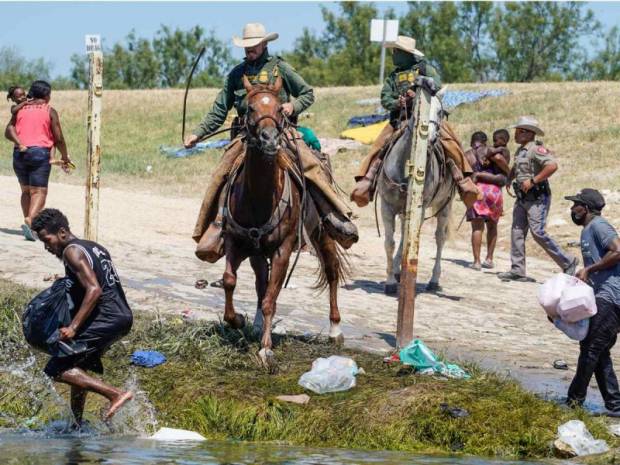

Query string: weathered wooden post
[396,88,432,348]
[84,35,103,241]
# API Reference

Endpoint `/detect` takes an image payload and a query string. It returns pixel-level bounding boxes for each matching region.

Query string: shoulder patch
[536,146,549,155]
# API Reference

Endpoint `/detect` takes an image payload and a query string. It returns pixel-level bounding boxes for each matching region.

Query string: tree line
[1,1,619,91]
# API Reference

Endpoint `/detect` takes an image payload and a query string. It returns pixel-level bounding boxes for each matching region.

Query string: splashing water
[106,368,158,436]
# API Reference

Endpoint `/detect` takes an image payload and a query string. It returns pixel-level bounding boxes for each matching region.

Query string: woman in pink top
[4,80,72,241]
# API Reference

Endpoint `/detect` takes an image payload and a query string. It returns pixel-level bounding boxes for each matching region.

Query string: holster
[513,180,550,202]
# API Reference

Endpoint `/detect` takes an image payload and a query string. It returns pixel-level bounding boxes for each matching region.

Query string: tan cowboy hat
[232,23,279,48]
[384,35,424,57]
[509,116,545,136]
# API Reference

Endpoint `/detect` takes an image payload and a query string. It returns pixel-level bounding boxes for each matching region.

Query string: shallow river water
[0,433,549,465]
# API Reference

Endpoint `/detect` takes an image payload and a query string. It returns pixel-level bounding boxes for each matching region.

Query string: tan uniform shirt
[514,141,555,183]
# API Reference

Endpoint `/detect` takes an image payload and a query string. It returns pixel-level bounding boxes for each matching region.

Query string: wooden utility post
[84,35,103,241]
[396,88,432,348]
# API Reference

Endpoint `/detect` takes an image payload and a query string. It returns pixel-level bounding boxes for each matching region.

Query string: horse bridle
[244,89,285,150]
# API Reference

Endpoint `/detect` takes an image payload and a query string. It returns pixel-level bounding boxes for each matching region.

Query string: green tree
[400,2,473,82]
[0,47,52,91]
[153,25,233,88]
[590,26,620,80]
[489,2,599,82]
[104,31,160,89]
[457,2,494,81]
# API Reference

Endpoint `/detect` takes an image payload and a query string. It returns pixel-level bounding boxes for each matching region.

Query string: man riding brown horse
[184,23,358,262]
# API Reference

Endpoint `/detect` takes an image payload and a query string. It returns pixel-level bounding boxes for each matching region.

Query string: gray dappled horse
[378,92,456,295]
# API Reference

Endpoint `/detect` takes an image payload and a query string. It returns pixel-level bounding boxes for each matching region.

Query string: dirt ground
[0,175,609,409]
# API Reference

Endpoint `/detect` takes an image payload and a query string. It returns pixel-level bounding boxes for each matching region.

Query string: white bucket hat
[232,23,279,48]
[509,116,545,136]
[384,35,424,57]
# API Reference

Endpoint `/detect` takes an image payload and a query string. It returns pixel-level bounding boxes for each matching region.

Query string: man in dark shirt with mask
[565,189,620,415]
[350,35,441,207]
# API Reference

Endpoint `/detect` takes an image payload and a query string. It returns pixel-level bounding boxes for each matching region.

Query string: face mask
[571,210,587,226]
[392,49,416,69]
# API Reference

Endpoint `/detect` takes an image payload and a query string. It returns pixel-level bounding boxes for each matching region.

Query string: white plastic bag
[557,420,609,456]
[298,356,359,394]
[150,427,206,441]
[558,281,597,323]
[538,273,576,318]
[553,318,590,341]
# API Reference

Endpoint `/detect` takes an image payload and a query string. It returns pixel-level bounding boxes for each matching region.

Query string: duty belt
[513,180,550,202]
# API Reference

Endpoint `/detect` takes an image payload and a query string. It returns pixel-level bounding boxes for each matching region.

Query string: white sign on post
[84,35,102,53]
[370,19,399,84]
[370,19,399,43]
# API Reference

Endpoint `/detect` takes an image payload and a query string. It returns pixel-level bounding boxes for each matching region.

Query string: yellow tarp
[339,121,388,145]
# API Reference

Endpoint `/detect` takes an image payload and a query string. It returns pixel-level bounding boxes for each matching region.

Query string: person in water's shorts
[31,208,134,427]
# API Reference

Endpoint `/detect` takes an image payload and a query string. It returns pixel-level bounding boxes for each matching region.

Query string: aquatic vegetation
[0,278,616,458]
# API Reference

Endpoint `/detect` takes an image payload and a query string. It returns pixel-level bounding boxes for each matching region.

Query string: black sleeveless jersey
[62,239,132,325]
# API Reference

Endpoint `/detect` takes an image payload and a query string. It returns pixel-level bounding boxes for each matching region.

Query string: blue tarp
[160,140,230,158]
[347,89,509,128]
[131,350,167,368]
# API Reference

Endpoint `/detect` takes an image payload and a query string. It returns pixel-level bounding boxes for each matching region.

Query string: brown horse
[221,75,346,368]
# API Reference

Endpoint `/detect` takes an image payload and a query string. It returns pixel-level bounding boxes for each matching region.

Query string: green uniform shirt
[514,140,555,183]
[380,59,442,114]
[193,50,315,139]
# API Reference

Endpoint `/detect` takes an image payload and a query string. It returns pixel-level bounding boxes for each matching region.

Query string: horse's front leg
[259,234,296,369]
[381,199,398,295]
[250,255,269,334]
[428,204,451,292]
[223,240,247,329]
[393,212,406,284]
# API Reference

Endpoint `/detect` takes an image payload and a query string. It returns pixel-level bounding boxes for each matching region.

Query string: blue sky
[1,1,619,78]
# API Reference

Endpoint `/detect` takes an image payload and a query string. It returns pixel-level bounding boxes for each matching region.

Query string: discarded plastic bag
[558,282,597,323]
[553,318,589,341]
[150,427,206,441]
[298,356,359,394]
[557,420,609,456]
[538,273,576,318]
[399,339,470,379]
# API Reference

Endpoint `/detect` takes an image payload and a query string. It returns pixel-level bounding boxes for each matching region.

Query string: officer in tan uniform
[184,23,357,262]
[498,116,577,281]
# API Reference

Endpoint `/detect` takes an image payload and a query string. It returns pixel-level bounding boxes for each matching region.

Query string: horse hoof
[384,283,398,295]
[258,348,277,373]
[395,273,401,283]
[230,313,246,329]
[329,333,345,346]
[426,282,442,293]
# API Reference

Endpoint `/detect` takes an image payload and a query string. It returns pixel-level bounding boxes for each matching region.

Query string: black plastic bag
[22,278,87,357]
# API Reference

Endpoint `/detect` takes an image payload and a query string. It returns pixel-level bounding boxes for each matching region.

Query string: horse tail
[311,233,352,292]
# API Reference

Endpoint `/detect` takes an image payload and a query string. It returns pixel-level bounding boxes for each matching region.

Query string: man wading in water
[31,209,133,426]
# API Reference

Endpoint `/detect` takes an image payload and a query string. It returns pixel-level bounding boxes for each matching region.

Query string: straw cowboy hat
[384,35,424,57]
[509,116,545,136]
[232,23,279,48]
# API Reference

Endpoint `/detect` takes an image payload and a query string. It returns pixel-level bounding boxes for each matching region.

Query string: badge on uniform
[258,70,269,84]
[536,146,549,154]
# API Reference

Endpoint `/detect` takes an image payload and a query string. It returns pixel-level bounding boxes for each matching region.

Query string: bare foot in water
[104,391,134,420]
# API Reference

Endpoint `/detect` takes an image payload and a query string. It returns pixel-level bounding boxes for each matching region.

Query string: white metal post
[379,18,387,85]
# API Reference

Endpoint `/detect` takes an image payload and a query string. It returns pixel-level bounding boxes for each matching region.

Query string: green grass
[0,278,617,459]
